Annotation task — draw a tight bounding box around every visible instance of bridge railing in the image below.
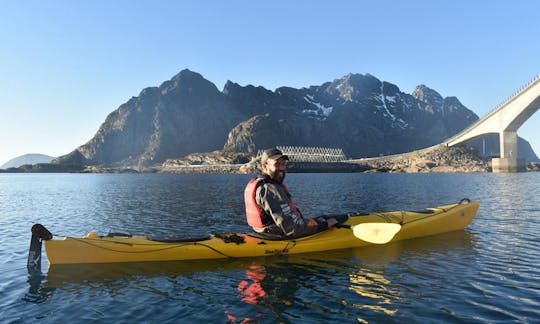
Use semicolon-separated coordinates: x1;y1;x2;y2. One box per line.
445;74;540;145
487;74;540;118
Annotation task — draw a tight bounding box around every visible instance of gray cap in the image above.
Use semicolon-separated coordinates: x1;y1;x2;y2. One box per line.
261;147;289;163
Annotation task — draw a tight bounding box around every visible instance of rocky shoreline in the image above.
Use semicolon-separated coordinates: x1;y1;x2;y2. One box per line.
159;146;538;174
2;146;539;174
358;145;490;173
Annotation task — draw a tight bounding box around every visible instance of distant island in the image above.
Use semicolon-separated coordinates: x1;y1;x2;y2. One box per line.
0;153;55;169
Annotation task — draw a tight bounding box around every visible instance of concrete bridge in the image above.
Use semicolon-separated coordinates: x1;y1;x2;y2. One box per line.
445;75;540;172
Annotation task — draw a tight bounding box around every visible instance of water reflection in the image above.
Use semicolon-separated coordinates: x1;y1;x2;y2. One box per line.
228;262;300;323
348;272;396;316
23;274;55;304
345;230;476;322
237;263;268;305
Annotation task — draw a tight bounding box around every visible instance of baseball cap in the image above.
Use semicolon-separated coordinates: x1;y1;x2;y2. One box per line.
260;147;289;163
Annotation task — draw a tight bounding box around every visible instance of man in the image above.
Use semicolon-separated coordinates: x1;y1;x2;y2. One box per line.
244;147;338;239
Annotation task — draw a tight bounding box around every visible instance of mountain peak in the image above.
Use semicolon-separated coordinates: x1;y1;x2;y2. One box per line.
339;73;380;85
412;84;443;103
325;73;381;101
159;69;219;96
222;80;239;94
171;69;203;81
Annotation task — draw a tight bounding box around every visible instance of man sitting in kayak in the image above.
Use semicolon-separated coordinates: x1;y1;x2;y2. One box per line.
244;147;339;239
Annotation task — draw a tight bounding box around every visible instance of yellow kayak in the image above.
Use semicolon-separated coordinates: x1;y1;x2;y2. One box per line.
29;199;478;267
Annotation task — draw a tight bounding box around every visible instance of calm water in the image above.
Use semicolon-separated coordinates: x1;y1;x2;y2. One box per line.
0;173;539;323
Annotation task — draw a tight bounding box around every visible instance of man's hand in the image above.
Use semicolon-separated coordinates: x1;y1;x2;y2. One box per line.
307;219;318;227
326;217;338;228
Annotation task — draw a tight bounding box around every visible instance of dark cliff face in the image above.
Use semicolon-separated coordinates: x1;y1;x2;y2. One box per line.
54;70;539;167
224;74;484;158
55;69;244;167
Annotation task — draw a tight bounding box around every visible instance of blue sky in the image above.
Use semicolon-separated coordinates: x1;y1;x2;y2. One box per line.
1;0;539;166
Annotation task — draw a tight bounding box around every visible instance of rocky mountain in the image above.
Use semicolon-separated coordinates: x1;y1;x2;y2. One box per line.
53;70;539;168
223;74;482;158
1;153;55;169
55;70;243;167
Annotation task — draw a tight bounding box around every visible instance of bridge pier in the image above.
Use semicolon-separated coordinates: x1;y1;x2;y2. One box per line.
492;157;526;173
499;131;517;159
492;131;525;172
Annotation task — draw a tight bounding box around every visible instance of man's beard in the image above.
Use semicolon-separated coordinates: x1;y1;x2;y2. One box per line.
270;170;286;183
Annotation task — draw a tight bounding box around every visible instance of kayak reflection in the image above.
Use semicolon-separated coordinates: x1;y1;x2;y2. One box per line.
228;232;479;320
45;258;256;288
24;229;476;323
25;258;258;304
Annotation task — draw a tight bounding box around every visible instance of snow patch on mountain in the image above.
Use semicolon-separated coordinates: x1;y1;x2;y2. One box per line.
377;84;408;129
302;95;333;119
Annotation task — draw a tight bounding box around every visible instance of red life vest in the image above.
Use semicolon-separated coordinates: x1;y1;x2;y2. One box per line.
244;178;301;229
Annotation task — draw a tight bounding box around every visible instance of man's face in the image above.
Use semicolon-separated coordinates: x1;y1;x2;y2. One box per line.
262;158;287;183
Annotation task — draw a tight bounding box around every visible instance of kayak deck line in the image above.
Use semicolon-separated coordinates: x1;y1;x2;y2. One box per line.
27;199;479;269
366;198;470;226
52;234;248;259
